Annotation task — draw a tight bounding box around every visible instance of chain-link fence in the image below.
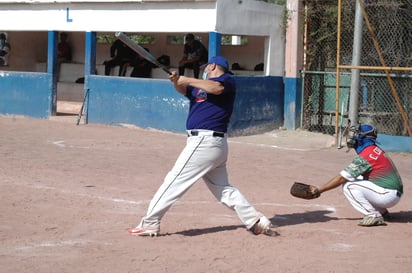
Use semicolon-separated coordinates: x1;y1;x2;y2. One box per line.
302;0;412;137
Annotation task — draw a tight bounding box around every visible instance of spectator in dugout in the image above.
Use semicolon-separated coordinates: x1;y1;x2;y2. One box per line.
103;37;137;76
178;33;208;79
130;47;152;78
58;32;72;63
0;33;11;66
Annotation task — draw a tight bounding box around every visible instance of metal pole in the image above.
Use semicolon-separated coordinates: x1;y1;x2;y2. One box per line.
335;0;342;146
348;0;364;127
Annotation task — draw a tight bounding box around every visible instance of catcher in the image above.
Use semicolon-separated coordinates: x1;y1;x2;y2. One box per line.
291;124;403;226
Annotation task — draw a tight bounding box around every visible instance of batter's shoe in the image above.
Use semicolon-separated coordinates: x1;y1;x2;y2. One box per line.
128;226;159;237
358;214;386;227
249;216;280;237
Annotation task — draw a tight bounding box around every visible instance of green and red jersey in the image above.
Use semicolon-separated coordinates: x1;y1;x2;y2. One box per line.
341;145;403;192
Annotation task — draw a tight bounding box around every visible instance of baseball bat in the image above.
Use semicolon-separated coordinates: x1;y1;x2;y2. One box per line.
115;32;172;75
76;88;89;126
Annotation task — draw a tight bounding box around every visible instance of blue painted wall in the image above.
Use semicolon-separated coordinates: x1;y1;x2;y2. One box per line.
284;77;302;130
1;70;411;153
0;71;52;118
85;75;284;135
378;134;412;153
230;76;284;135
87;76;188;131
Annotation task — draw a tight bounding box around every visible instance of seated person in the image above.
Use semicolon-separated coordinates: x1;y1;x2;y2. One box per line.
178;33;208;78
0;33;11;66
104;38;137;76
58;32;72;63
130;48;152;78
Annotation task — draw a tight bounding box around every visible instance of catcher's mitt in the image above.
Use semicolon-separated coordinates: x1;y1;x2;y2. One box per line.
290;182;320;200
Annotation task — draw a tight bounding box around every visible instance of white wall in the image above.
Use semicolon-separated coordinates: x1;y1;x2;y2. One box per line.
216;0;285;76
0;0;282;74
0;1;217;32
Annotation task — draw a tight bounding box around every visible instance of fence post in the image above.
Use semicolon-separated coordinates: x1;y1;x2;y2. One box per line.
348;0;364;127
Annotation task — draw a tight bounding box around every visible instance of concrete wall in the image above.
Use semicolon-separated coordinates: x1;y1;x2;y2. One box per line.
84;74;284;135
216;0;284;76
284;0;304;130
0;70;284;135
0;71;53;118
229;76;284;135
86;76;187;131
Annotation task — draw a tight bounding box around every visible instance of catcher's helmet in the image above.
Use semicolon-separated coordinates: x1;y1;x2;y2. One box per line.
347;124;377;150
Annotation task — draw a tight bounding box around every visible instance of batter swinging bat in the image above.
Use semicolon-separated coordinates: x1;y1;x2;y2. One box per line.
115;32;171;75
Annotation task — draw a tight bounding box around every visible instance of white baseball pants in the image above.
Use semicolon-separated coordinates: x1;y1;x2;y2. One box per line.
138;130;263;230
342;180;401;216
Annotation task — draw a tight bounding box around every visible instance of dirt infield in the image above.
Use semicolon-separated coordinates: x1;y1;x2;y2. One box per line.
1;116;411;273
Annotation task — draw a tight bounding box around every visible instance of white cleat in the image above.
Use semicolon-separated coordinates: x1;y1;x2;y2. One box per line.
249;216;280;237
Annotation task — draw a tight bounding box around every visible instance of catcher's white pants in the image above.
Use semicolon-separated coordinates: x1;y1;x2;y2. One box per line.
342;180;401;216
138;131;263;230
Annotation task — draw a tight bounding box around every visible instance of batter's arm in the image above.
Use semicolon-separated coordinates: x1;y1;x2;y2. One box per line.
174;76;224;95
169;71;188;95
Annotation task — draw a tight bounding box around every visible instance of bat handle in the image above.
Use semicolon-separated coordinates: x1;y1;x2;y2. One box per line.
162;67;171;75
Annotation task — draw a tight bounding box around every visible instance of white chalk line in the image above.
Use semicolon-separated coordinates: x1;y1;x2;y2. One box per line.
7;181;340;230
1;180;144;206
229;140;313;151
50;140;94;150
14;239;111;251
258;202;337;213
50;138;315;152
0;239;112;256
2;180;342;253
327;243;354;252
13;180;336;211
51;140;65;148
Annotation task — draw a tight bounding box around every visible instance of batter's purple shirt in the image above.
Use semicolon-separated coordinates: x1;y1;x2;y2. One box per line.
185;73;236;133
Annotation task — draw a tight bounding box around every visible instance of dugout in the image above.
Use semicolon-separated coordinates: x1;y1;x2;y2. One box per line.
0;0;285;136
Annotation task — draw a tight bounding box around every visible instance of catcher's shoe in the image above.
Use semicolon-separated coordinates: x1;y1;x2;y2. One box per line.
128;226;159;237
358;214;386;227
249;216;279;237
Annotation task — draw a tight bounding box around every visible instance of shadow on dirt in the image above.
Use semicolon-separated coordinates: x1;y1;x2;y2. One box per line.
173;225;244;236
167;210;412;236
272;210;339;227
384;210;412;223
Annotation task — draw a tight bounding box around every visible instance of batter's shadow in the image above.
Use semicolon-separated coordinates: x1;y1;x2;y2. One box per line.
173;225;244;236
271;210;339;227
170;210;412;236
173;210;338;235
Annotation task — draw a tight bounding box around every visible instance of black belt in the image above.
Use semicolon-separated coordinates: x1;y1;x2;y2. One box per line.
188;130;225;138
397;191;402;197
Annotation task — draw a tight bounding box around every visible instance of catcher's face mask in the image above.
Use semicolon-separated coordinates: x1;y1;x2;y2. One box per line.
346;124;377;150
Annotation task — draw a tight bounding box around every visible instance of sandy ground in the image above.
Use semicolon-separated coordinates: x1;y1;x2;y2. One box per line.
0;115;411;273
